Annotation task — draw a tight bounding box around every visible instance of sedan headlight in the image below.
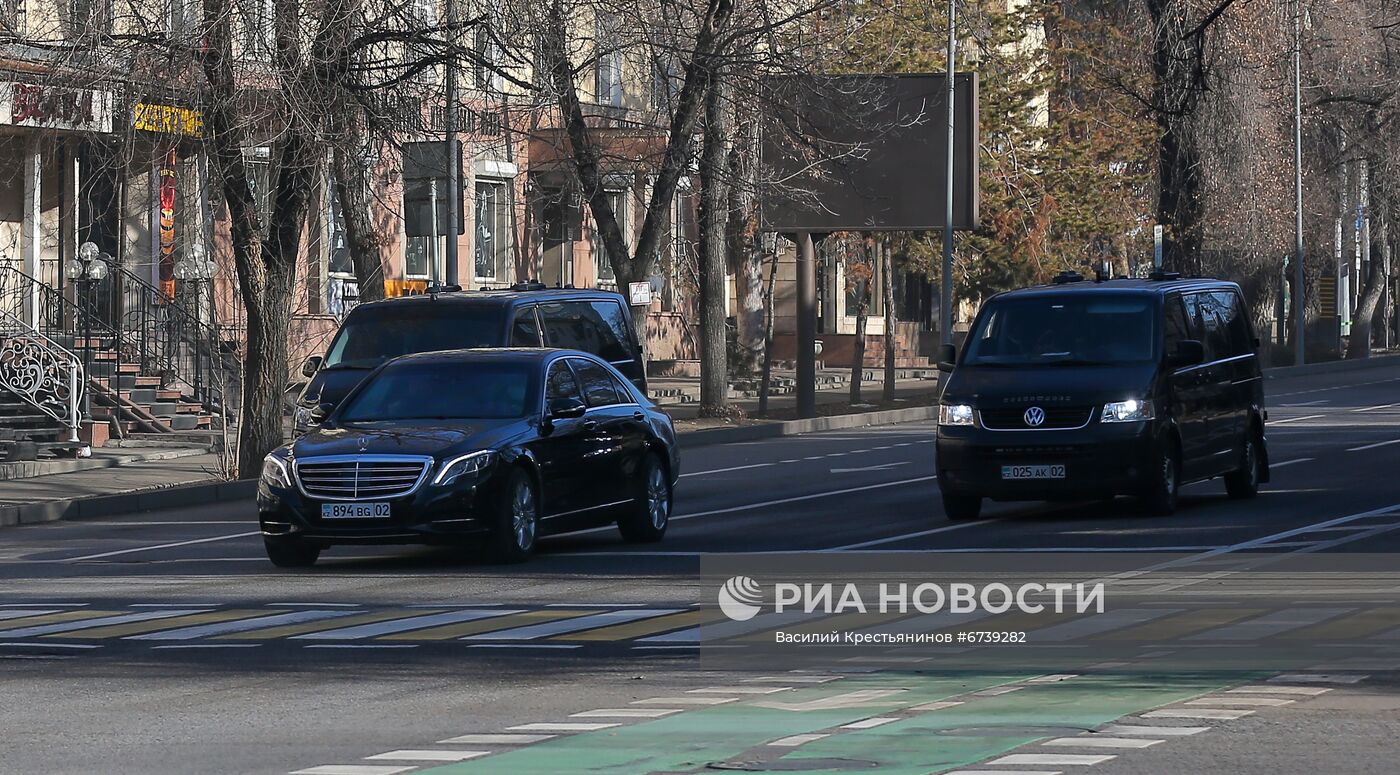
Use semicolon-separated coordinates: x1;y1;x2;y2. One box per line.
1101;399;1155;423
433;451;496;486
939;404;975;427
261;455;292;488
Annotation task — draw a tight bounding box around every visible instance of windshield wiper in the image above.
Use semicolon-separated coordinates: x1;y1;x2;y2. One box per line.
321;360;379;370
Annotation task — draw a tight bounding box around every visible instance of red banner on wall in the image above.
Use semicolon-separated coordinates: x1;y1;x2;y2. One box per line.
158;148;177;298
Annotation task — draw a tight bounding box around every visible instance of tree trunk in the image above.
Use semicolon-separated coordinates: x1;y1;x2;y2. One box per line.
882;236;896;402
331;126;386;303
757;249;780;416
1350;205;1388;360
849;236;873;405
697;66;730;417
726;119;762;377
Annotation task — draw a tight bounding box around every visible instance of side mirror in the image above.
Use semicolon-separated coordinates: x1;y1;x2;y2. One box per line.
1168;340;1205;368
302;355;324;378
547;396;588;420
310;402;335;424
937;343;957;373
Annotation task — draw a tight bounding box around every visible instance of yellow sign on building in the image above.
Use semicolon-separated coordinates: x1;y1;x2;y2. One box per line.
133;103;204;138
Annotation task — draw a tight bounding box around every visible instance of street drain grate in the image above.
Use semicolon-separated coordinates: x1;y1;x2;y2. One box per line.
936;725;1091;737
708;759;880;771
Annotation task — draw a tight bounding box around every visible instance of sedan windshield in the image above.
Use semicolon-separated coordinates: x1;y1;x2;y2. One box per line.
322;307;505;369
963;296;1156;366
339;361;535;421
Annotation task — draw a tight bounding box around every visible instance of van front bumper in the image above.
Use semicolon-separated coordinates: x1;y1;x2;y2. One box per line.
935;422;1159;501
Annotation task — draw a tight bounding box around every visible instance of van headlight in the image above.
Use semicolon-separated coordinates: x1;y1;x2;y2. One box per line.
433;451;496;486
939;404;975;426
1101;399;1154;423
261;454;292;488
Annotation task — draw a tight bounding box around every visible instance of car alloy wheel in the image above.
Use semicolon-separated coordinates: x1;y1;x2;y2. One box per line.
646;462;670;531
1225;433;1261;499
619;454;670;543
511;476;538;552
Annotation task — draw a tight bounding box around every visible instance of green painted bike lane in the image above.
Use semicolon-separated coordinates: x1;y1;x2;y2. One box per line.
416;672;1033;775
782;671;1260;774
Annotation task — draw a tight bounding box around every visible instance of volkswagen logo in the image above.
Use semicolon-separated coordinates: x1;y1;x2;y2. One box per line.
1023;406;1046;427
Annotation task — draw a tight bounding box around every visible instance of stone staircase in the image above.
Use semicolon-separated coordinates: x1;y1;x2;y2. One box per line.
64;335;216;434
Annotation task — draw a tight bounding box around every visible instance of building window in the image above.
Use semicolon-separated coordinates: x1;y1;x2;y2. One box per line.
408;0;438;85
69;0;112;37
594;16;623;107
165;0;198;39
237;0;274;61
242;147;274;237
4;0;26;34
592;190;626;287
474;25;501;91
405;236;431;279
475;180;512;285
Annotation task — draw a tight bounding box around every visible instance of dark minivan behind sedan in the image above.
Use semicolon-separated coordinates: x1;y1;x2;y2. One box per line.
293;285;647;434
259;349;679;566
934;273;1268;520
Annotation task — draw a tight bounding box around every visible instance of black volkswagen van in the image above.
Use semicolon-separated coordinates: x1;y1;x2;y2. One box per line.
293;284;647;434
934;272;1268;520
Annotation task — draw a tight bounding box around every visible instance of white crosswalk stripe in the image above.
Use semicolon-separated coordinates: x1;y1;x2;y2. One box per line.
463;609;681;640
294;609;522;640
0;610;208;638
128;610;355;641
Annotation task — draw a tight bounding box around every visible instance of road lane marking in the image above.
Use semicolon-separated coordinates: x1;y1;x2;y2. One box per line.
988;754;1115;766
0;609;204;638
463;608;681;640
826;518;983;551
222;611;429;640
0;642;99;649
506;722;620;732
1270;457;1313;468
570;708;682;718
842;717;898;729
1141;709;1253;720
288;761;408;766
1352;402;1400;412
1347;438;1400;452
1270;414;1324;424
565;476;938;536
1184;607;1354;641
1226;686;1330;696
689;686;791;694
632;696;738;705
1184;697;1293;707
63;531;260;562
680;463;775;478
556;608;716;641
294;609;520;640
1098;724;1208;736
364;750;488;762
0;609;58;621
151;644;262;650
771;734;830;746
1280;400;1329;406
438;734;555;745
1042;737;1163;748
305;644;419;650
127;609;355;640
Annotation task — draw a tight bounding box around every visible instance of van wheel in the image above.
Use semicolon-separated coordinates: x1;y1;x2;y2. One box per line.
1139;440;1180;516
618;453;670;543
265;538;320;568
942;493;983;522
1224;432;1262;500
483;468;539;564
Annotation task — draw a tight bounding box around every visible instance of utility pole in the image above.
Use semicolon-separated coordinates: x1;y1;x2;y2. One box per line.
443;0;460;287
940;0;957;345
1291;0;1305;366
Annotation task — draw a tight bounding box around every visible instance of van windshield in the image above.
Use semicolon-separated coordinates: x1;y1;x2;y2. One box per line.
322;306;506;369
963;296;1157;366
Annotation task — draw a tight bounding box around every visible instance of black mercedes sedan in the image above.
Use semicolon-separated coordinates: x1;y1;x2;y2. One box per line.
257;349;679;566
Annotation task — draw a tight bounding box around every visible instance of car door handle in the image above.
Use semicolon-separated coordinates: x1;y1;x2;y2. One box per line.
632;411;645;420
582;420;599;431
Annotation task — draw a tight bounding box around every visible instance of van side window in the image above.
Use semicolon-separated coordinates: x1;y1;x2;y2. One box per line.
1212;291;1254;356
589;301;637;364
1188;293;1231;362
510;307;543;347
569;358;622;407
1164;296;1191;352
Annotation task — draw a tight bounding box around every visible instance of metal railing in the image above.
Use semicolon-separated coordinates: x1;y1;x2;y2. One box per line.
0;305;82;442
0;265;231;413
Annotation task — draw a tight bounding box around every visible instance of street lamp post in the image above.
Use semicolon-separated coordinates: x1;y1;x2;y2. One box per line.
175;244;217;404
1292;0;1306;365
68;242;111;443
940;0;958;346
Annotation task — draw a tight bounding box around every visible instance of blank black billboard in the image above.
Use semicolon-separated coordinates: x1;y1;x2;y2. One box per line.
760;73;979;233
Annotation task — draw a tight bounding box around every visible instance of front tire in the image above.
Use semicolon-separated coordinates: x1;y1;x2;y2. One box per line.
1140;440;1181;515
942;493;983;521
264;538;320;568
1224;431;1262;499
618;453;671;543
484;468;539;564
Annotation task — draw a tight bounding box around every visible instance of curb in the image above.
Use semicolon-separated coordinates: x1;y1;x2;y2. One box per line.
677;405;938;449
0;446;210;482
1264;352;1400;379
0;479;257;528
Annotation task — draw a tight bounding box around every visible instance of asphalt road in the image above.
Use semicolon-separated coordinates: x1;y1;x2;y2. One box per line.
3;362;1400;774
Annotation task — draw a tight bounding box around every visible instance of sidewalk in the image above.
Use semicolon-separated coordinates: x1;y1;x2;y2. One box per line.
0;371;943;528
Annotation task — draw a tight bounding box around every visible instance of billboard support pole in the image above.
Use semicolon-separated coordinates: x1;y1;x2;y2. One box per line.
797;232;817;418
940;1;958;345
444;0;460;288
